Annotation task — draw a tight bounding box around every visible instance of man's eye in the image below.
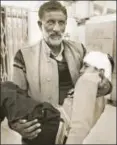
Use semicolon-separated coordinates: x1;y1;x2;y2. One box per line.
47;20;54;25
59;21;65;25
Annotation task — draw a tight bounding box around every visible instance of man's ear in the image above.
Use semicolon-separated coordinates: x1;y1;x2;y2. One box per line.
107;54;114;72
37;21;42;30
99;68;105;80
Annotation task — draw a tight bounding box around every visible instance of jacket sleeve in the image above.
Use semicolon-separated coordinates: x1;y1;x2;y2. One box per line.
81;43;87;58
12;49;28;91
75;41;87;60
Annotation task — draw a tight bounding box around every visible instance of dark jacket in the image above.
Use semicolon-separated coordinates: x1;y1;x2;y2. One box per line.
0;81;61;145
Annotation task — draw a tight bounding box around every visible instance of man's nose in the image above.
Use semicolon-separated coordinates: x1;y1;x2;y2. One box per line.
53;22;60;32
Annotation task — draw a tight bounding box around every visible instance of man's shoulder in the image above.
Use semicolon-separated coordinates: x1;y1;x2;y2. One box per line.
21;40;41;51
63;39;82;46
63;39;86;58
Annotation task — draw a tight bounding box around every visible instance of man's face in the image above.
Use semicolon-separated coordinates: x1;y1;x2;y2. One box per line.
39;11;67;47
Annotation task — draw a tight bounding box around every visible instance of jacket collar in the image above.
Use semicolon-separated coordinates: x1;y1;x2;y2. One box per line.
42;39;64;60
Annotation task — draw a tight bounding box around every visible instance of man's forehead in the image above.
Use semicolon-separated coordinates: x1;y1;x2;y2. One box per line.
42;11;67;21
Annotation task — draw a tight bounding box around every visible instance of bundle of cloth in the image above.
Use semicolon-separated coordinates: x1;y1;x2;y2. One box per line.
0;82;61;145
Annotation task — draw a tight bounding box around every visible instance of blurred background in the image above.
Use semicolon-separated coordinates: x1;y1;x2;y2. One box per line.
0;1;116;144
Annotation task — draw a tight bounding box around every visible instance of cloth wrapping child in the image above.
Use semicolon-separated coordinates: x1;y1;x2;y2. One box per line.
0;81;61;145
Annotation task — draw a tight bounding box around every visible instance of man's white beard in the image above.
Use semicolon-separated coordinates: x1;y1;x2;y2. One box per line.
42;26;63;46
48;37;63;46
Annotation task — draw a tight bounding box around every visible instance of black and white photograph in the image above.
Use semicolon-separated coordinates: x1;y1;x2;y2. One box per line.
0;1;116;144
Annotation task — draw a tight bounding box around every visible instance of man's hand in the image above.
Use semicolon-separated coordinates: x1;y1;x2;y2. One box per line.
10;119;41;140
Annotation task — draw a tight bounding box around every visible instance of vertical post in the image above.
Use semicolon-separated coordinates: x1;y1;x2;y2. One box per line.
102;1;108;15
75;1;90;19
4;7;8;81
89;1;94;17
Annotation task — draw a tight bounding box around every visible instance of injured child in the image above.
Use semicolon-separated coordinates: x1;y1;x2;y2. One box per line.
64;51;114;144
0;51;114;145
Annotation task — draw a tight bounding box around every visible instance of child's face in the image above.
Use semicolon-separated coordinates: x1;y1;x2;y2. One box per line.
80;62;99;76
97;77;111;97
80;62;112;97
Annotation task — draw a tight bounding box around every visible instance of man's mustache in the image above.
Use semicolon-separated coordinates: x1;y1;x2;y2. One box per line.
50;33;62;37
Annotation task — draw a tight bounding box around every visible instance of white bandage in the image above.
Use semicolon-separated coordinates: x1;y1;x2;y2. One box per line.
83;51;112;81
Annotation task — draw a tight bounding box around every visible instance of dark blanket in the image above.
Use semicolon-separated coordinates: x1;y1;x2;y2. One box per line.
0;81;60;145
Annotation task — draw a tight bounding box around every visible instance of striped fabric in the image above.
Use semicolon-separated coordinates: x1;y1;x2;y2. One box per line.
13;50;26;73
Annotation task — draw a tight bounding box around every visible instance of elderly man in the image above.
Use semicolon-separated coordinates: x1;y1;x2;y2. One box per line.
9;1;112;144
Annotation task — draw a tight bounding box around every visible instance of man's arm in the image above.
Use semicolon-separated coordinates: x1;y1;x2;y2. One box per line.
10;50;41;140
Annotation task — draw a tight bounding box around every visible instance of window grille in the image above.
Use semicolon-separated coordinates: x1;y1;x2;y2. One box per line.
1;6;28;81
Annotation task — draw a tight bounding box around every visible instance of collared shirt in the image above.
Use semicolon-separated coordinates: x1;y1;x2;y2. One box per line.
53;43;64;62
46;41;74;105
48;42;64;62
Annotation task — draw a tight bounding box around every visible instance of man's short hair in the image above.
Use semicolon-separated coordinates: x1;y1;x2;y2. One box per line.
38;1;67;20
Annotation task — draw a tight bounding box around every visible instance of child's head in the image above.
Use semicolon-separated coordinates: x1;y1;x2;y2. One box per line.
80;51;114;97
